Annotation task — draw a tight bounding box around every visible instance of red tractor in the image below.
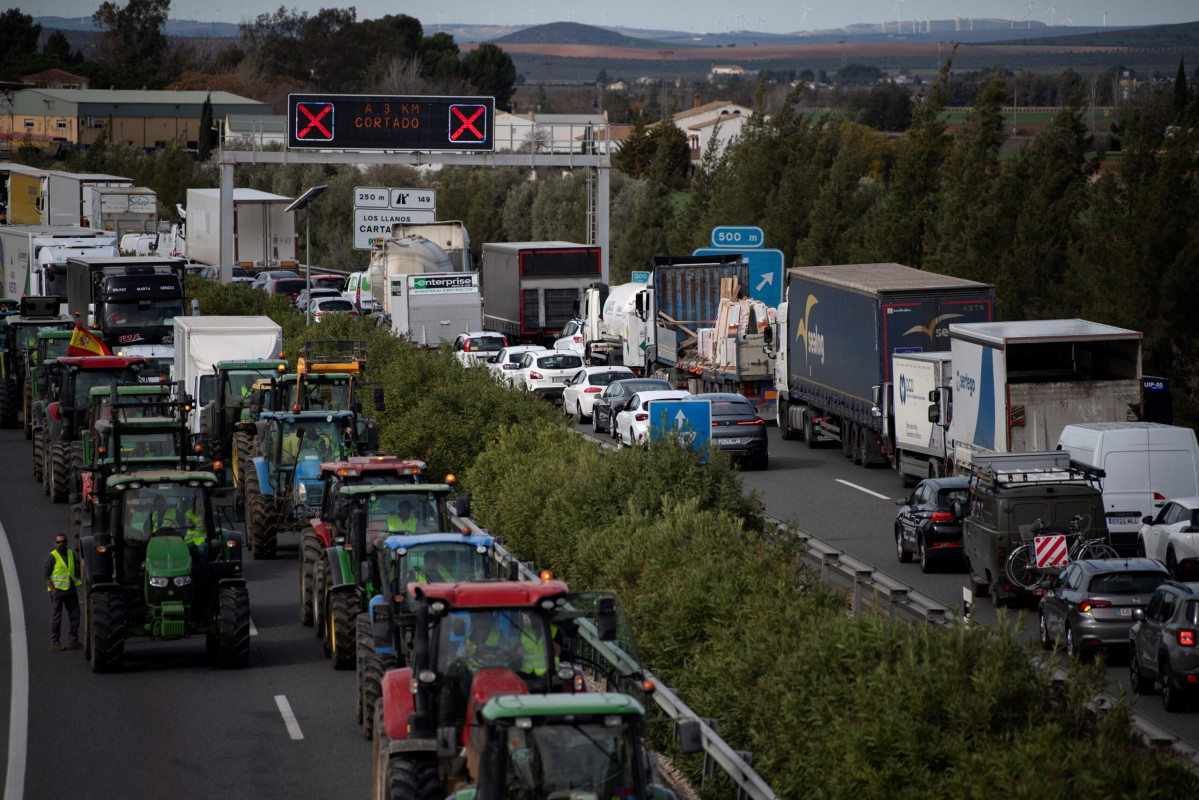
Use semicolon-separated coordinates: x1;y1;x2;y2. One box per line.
372;579;623;800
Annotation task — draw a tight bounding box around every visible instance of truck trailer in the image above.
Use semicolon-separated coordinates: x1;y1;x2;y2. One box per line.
85;185;158;236
947;319;1143;475
480;241;601;346
0;225;119;298
185;188;297;268
773;263;995;470
385;273;482;347
890;351;953;486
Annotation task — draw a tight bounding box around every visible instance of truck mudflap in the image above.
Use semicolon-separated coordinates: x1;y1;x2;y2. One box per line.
385;738;437;757
252;457;272;497
325;545;353;590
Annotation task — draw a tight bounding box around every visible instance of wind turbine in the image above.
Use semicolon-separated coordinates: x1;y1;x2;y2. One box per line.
955;15;960;32
893;0;903;31
801;5;811;32
1049;6;1056;26
1099;10;1107;26
1027;0;1034;29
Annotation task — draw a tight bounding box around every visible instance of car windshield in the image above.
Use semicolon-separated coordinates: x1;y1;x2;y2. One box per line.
506;351;534;364
293;377;351;411
315;300;355;312
367;494;441;533
273;279;307;296
224;368;280;405
536;354;583;370
590;371;635;386
105;299;183;327
938;488;971;507
121;483;208;539
388;545;489;587
72;369;140;407
115;431;182;459
711;401;755;417
1087;571;1168;594
617;380;670;394
468;337;505;353
435;608;549;675
280;420;347;464
498;720;638;800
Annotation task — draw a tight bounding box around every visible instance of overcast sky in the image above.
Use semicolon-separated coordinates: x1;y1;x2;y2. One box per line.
30;0;1197;34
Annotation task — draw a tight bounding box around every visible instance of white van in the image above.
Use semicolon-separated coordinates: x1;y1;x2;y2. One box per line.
343;272;380;314
1057;422;1199;553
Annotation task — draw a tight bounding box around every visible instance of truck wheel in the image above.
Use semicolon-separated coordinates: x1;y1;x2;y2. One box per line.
330;589;360;670
362;649;397;739
90;591;125;673
0;379;18;429
51;441;71;503
804;411;819;449
856;428;869;466
22;381;33;439
300;533;321;625
386;756;441;800
778;400;795;441
896;452;914;488
33;426;44;481
215;584;251;668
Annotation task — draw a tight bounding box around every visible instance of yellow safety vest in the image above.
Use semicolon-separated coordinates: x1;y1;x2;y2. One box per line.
151;508;207;546
387;513;418;533
49;549;81;591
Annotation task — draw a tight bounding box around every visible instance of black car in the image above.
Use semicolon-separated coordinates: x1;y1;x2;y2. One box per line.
894;477;971;572
691;392;768;469
591;378;672;436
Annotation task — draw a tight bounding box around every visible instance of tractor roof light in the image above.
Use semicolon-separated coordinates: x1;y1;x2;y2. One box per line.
540;570;553;582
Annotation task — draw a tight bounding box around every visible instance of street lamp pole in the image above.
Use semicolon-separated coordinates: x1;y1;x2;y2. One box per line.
284;184;328;327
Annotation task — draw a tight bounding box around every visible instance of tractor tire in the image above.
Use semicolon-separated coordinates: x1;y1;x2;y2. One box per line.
300;533;321;626
361;649;397;740
233;430;255;492
248;493;277;559
0;379;18;429
51;441;71;503
372;700;387;800
90;591;125;673
22;381;33;439
71;440;84;477
312;558;327;641
42;435;53;495
330;589;360;670
356;613;369;723
215;584;251;668
200;414;225;462
386;756;441;800
82;585;92;661
32;426;44;482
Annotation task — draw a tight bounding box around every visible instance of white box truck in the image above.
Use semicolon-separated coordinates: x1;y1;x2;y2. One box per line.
85;185;157;236
386;273;482;347
948;319;1143;475
891;351;952;486
185;188;297;268
0;225;119;298
1057;421;1199;554
173;315;284;436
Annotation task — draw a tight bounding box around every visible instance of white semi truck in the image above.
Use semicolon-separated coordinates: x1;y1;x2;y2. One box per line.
185;188;297;268
0;225;119;298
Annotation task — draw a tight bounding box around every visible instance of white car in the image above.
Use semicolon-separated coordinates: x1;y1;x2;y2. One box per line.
452;331;507;368
553;318;586;354
512;351;585;403
308;296;359;322
488;346;548;385
614;390;694;447
561;366;636;423
1137;497;1199;578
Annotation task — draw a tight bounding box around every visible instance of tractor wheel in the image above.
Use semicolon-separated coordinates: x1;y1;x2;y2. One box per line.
82;584;92;661
32;426;44;482
312;558;327;641
200;415;225;461
215;584;251;668
233;430;255;492
51;441;71;503
356;613;369;723
22;381;32;439
362;648;397;740
372;700;387;800
248;493;277;559
90;591;125;673
386;756;441;800
0;378;18;429
330;589;360;670
300;533;321;625
42;435;53;495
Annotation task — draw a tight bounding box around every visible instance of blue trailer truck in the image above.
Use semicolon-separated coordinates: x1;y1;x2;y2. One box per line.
771;263;995;476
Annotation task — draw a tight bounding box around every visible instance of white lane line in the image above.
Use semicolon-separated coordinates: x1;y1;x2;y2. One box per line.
0;520;28;800
835;478;892;500
275;695;304;740
249;618;258;636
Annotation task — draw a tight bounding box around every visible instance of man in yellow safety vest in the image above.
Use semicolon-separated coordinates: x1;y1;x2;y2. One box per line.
43;534;82;651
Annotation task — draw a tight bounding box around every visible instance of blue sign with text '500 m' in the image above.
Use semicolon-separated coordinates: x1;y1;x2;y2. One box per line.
710;226;764;249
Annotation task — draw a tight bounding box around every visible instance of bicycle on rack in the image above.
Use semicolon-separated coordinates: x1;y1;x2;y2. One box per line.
1004;514;1119;590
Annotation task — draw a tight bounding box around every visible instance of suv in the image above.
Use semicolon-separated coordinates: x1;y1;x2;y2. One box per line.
514;351;584;402
962;451;1109;606
1130;580;1199;711
452;331;507;367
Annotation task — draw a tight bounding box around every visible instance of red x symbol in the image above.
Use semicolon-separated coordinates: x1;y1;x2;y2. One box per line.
297;102;333;140
450;105;486;142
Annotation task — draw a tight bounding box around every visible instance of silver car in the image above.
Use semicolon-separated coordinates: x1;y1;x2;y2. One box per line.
1039;557;1169;656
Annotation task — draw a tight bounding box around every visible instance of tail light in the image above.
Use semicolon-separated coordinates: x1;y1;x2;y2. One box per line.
584;387;601;394
931;511;954;523
463;337;472;350
349;311;359;316
1078;600;1111;613
1154;491;1167;501
635;412;648;421
737;419;765;426
1180;630;1196;646
573;335;583;343
529;371;544;380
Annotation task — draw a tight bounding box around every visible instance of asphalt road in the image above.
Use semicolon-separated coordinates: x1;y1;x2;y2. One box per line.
0;427;371;799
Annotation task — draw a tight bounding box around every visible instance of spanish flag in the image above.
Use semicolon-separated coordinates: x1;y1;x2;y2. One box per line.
67;320;111;357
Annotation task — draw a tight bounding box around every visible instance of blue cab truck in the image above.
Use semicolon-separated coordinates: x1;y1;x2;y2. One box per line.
771;263;995;475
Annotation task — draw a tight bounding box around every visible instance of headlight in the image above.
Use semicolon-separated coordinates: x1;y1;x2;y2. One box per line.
148;576;168;587
173;576;192;587
297;482;308;501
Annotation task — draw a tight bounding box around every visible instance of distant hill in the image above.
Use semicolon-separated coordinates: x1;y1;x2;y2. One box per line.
34;15;241;37
490;21;675;48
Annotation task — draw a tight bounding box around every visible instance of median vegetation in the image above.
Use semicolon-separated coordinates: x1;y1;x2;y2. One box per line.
193;280;1199;797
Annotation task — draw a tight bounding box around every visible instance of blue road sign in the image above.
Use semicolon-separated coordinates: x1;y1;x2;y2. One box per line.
693;247;784;308
710;226;765;249
631;270;651;284
649;399;711;452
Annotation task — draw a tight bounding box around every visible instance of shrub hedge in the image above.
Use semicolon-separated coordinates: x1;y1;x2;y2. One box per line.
191;280;1199;798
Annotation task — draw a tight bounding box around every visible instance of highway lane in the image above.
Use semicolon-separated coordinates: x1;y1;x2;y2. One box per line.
0;428;371;798
574;414;1199;746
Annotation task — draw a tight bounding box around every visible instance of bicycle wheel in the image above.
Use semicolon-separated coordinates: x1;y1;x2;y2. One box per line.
1076;541;1119;560
1005;543;1039;590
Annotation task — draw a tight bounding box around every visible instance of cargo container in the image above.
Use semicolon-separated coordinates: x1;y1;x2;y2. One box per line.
85;185;157;236
772;263;996;471
891;351;953;486
185;188;297;268
480;241;600;346
0;224;119;298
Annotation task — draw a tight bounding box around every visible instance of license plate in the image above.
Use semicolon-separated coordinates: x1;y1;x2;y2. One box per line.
723;438;743;446
1108;513;1141;523
556;377;570;384
1119;607;1133;617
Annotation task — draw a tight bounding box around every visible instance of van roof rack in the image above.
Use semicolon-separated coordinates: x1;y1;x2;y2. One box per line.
970;450;1105;488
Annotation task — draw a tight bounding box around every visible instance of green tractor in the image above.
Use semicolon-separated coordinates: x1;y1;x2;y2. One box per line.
0;297;73;436
446;692;695;800
198;357;287;464
79;469;249;672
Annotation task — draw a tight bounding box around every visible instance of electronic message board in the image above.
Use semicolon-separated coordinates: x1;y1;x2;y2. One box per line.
288;94;495;152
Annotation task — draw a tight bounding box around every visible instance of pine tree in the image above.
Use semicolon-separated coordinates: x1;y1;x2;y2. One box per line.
198;94;215;162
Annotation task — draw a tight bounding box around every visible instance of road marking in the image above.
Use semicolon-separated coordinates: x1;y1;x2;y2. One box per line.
0;520;28;799
835;478;891;500
275;695;304;740
250;618;258;636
